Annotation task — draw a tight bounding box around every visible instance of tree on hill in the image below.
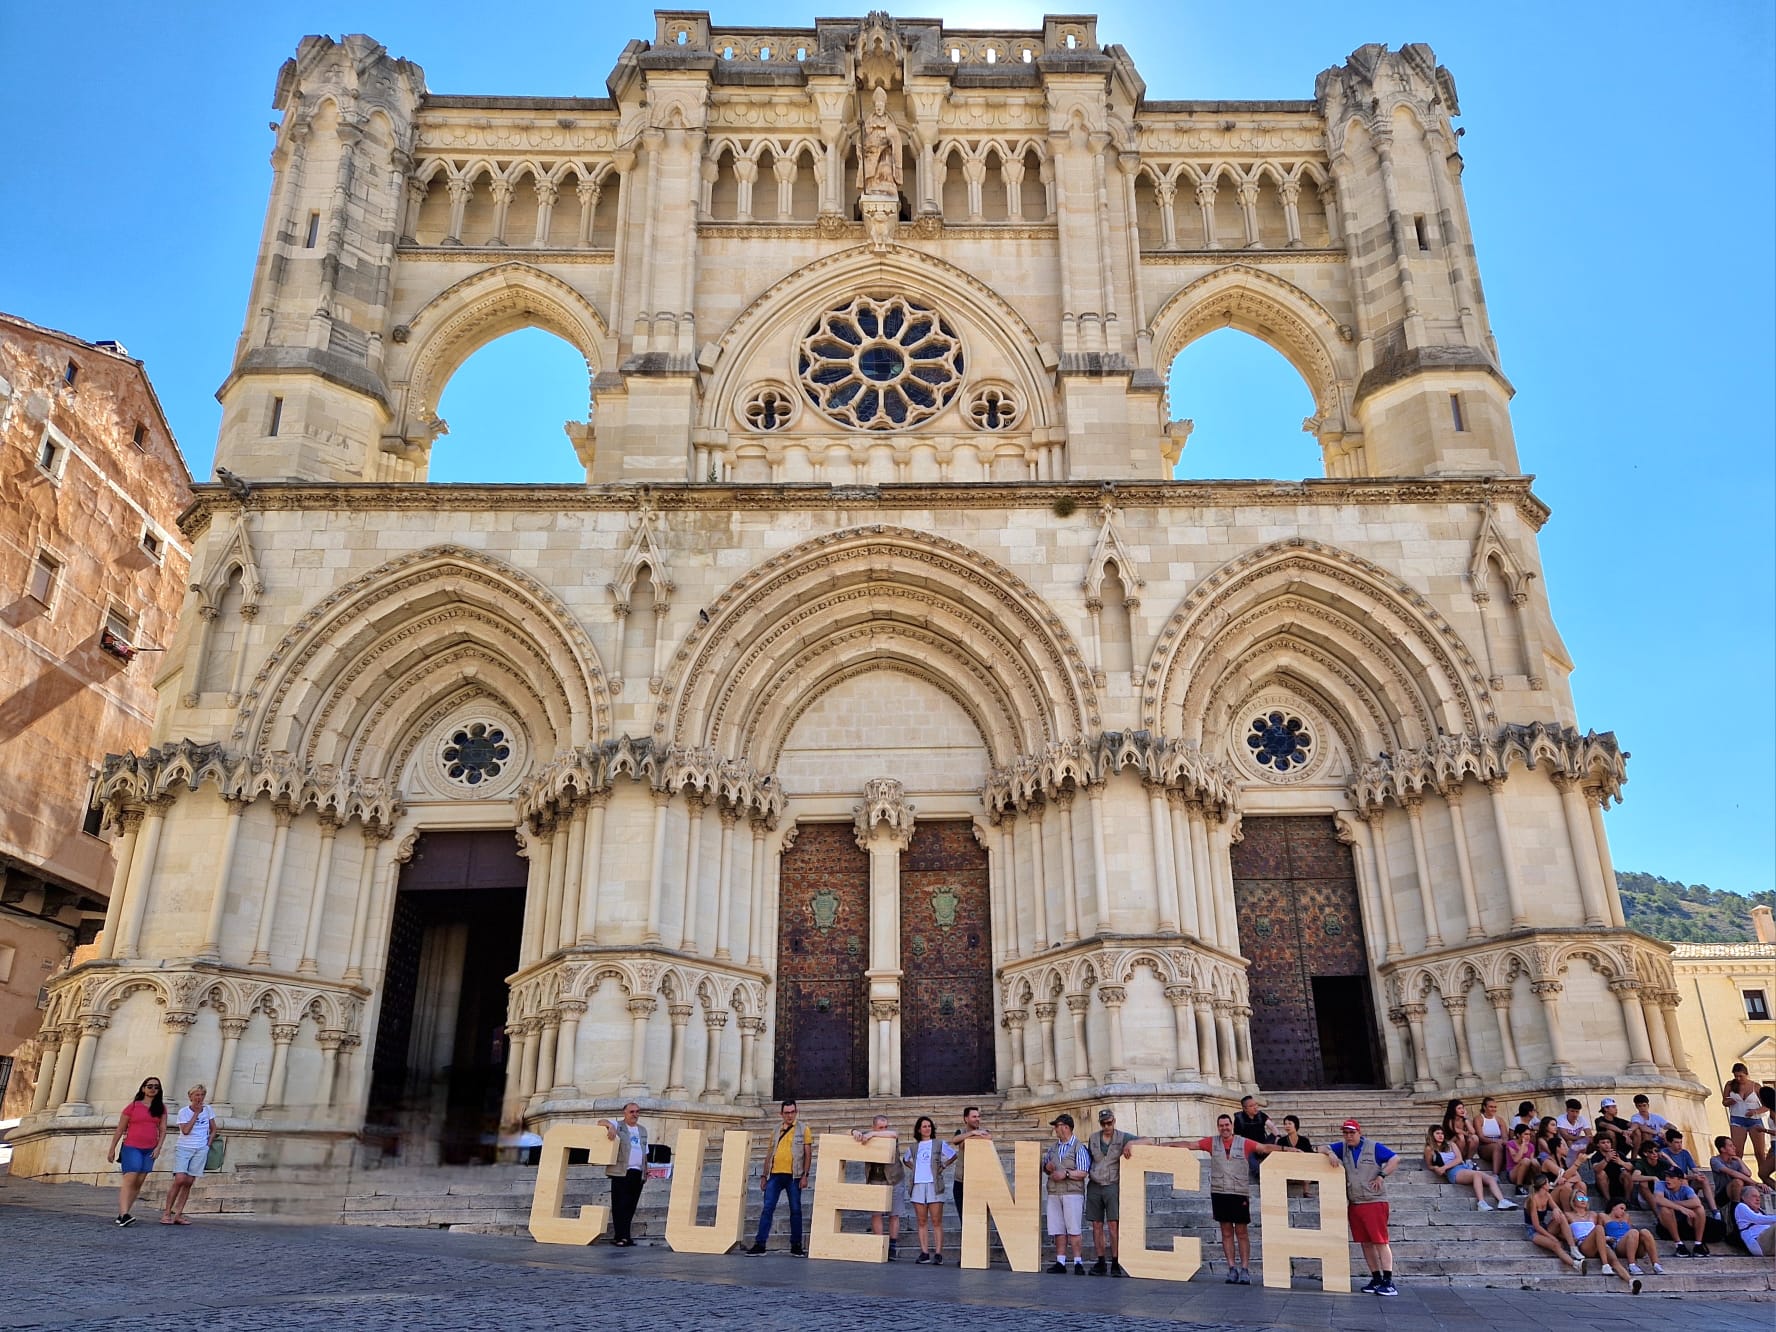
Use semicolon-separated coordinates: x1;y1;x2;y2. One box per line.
1616;871;1775;943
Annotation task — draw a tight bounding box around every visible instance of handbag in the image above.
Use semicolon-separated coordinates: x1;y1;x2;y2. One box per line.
204;1136;227;1172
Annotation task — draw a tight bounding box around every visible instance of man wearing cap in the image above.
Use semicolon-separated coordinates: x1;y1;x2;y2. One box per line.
1182;1112;1290;1285
1323;1119;1400;1296
1085;1108;1138;1276
1041;1114;1093;1274
1592;1097;1632;1155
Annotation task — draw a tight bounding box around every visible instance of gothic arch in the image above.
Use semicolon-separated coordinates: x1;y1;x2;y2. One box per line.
389;262;611;454
658;526;1098;768
1143;539;1493;754
701;244;1057;433
235;545;611;776
1147;263;1354;434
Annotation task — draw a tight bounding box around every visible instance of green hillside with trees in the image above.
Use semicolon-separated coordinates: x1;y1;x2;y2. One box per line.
1617;872;1775;943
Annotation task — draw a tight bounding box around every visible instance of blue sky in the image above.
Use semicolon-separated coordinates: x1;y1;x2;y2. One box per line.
1;2;1770;895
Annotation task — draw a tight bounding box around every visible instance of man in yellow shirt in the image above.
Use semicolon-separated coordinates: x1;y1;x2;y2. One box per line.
748;1099;814;1255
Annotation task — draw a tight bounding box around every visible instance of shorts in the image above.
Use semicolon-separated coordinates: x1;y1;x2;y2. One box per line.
174;1141;208;1178
1730;1115;1767;1130
1085;1181;1120;1223
1210;1192;1251;1226
1447;1167;1474;1185
118;1146;156;1175
1046;1192;1084;1236
909;1180;942;1205
1348;1200;1390;1245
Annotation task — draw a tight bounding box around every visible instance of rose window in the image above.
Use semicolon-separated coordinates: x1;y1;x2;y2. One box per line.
1246;711;1312;772
797;295;963;429
741;384;796;432
441;722;511;786
966;384;1021;431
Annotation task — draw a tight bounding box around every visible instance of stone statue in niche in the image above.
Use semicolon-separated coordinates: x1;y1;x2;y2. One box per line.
857;87;903;194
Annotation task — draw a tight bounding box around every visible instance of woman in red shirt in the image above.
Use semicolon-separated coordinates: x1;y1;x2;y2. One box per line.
105;1077;166;1226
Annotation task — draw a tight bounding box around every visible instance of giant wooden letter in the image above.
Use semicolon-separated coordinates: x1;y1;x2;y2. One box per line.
665;1129;751;1254
1258;1151;1350;1292
808;1132;891;1263
960;1140;1043;1272
528;1124;616;1245
1118;1143;1203;1282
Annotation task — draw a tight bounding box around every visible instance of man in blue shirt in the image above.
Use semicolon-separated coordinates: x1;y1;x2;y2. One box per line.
1652;1166;1710;1256
1322;1120;1400;1295
1660;1128;1720;1216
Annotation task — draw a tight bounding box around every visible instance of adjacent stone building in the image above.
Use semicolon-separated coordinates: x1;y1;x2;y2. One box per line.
8;13;1705;1176
1671;905;1776;1144
0;314;192;1117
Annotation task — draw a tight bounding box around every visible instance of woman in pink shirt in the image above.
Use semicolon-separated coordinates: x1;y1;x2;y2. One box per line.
104;1076;166;1226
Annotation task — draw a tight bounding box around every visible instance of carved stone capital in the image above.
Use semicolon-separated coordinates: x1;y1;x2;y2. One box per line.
1531;980;1563;999
1065;993;1091;1016
1163;984;1193;1006
161;1011;198;1034
1607;977;1642;996
869;999;900;1022
627;997;658;1020
1399;1003;1428;1021
703;1008;730;1030
667;1003;694;1024
1000;1007;1027;1029
270;1023;300;1044
1096;985;1127;1008
218;1017;251;1038
557;999;588;1018
853;776;916;850
1483;987;1513;1009
1034;1001;1059;1022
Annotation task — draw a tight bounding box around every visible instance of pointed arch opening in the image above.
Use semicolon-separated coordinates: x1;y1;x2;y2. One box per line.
431;327;592;483
1168;328;1320;480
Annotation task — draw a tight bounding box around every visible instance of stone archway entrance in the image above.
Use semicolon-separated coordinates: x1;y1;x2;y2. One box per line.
773;823;870;1100
900;820;995;1096
1232;815;1382;1089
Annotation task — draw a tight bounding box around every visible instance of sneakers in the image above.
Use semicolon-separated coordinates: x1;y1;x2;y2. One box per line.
1374;1280;1399;1296
789;1246;806;1257
745;1243;766;1255
1045;1260;1067;1275
1235;1267;1251;1284
887;1242;898;1261
1515;1185;1528;1196
931;1254;944;1266
1089;1257;1107;1276
1693;1243;1710;1257
1477;1199;1494;1210
1225;1266;1240;1284
1072;1261;1086;1274
115;1214;135;1228
1626;1263;1644;1275
1497;1198;1519;1209
1570;1254;1586;1273
1651;1262;1666;1275
1673;1243;1690;1257
1630;1277;1643;1295
1110;1260;1127;1278
1360;1275;1382;1294
915;1252;931;1264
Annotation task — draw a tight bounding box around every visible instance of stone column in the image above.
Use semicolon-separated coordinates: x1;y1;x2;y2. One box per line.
1168;792;1199;937
61;1015;110;1112
1035;1000;1061;1093
542;814;570;956
1440;993;1480;1089
1027;806;1050;949
1400;1003;1436;1091
533;1015;559;1101
519;818;553;966
576;180;601;246
1053;791;1082;942
1552;776;1609;926
531;177;558;245
29;1032;61;1114
115;798;171;959
714;809;737;960
211;1016;250;1110
316;1029;347;1108
1585;789;1628;928
554;999;586;1094
870;999;898;1098
94;809;143;960
1097;985;1128;1082
1358;808;1404;959
199;797;247;961
345;826;389;982
1187;802;1217;948
678;793;706;953
579;790;610;943
48;1024;78;1109
297;814;342;976
1485;986;1527;1081
557;800;587;953
1233;1006;1257;1090
1484;777;1529;927
1212;1002;1239;1087
1236;179;1262;246
1656;991;1693;1077
250;803;296;967
1610;979;1658;1076
1003;1008;1029;1093
512;1022;538;1105
443;177;470;243
1444;787;1486;941
746;817;768;967
1213;818;1241;950
1642;989;1675;1072
1165;984;1199;1080
1086;787;1110;932
644;790;671;944
1194;995;1218;1083
1146;783;1179;934
1402;797;1444;949
264;1022;299;1108
856;777;915;1096
1279;178;1302;246
1532;980;1573;1078
737;1015;763;1104
994;820;1021;960
700;1009;729;1101
162;1010;197;1095
664;1003;693;1099
623;998;655;1096
1065;993;1093;1088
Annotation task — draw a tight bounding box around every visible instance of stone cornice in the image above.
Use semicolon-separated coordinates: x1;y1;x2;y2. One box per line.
179;476;1550;540
394;244;613;264
1139;248;1345;265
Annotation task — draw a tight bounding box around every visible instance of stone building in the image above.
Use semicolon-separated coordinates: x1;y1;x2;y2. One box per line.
8;13;1705;1176
1671;905;1776;1144
0;314;193;1117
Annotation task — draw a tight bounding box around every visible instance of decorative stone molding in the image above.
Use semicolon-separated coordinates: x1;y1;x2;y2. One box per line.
1348;722;1628;813
982;730;1239;817
853;777;916;849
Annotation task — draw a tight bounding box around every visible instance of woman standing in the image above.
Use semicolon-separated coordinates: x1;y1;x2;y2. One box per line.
1423;1126;1514;1210
162;1084;218;1225
1723;1063;1771;1183
104;1077;165;1226
902;1115;956;1264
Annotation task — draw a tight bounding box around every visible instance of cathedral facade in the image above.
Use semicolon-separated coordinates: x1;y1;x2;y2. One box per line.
10;13;1702;1175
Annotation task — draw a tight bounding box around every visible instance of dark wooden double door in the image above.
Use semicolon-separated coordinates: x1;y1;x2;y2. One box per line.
774;820;993;1099
1231;816;1383;1090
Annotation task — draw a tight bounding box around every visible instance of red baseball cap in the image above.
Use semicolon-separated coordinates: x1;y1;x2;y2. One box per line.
1341;1120;1362;1133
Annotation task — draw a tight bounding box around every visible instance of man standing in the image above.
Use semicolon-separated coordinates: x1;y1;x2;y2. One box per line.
853;1114;903;1259
950;1105;992;1219
602;1102;650;1246
748;1099;813;1255
1232;1095;1274;1183
1324;1119;1400;1296
1085;1108;1137;1276
1041;1114;1092;1274
1184;1112;1288;1285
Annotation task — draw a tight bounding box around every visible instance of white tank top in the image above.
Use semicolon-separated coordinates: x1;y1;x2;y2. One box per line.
1479;1114;1506;1140
1726;1084;1765;1118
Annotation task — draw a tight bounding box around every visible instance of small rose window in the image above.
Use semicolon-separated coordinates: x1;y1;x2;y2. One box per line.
797;294;963;429
965;384;1021;431
1246;711;1312;772
441;722;510;786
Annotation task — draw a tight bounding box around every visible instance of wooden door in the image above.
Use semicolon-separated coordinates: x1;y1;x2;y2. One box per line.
1231;815;1379;1089
900;820;995;1096
773;822;869;1099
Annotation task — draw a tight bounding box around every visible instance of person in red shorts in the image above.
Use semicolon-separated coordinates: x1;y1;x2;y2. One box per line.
1323;1119;1400;1295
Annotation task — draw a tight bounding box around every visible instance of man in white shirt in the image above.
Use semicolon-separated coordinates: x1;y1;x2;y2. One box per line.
1734;1183;1776;1255
1555;1099;1592;1166
602;1101;651;1246
1627;1095;1670;1154
164;1084;217;1225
